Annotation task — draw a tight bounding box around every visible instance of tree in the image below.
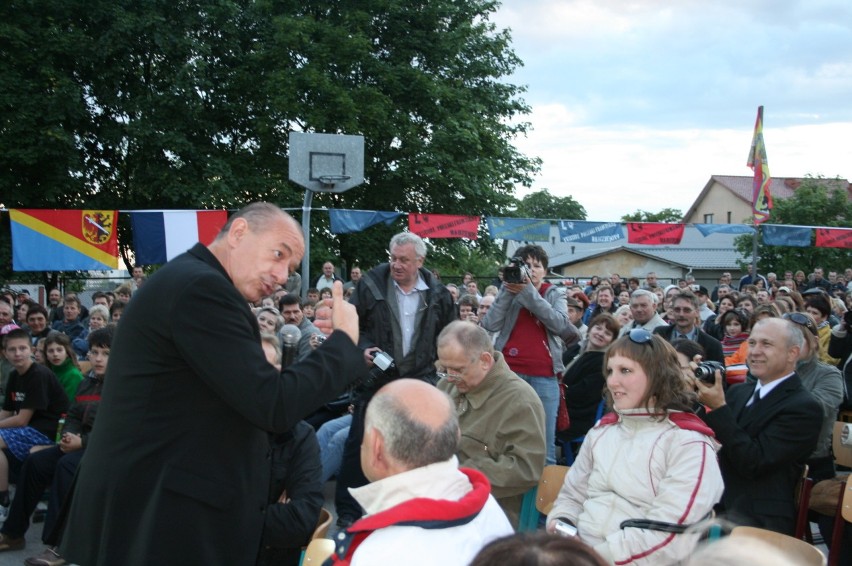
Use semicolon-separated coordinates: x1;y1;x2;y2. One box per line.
514;189;587;220
733;176;852;273
0;0;537;283
621;208;683;223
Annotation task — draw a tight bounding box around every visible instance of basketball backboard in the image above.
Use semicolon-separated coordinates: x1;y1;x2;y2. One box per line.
288;131;364;193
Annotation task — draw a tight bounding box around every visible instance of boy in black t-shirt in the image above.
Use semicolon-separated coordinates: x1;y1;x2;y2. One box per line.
0;328;69;520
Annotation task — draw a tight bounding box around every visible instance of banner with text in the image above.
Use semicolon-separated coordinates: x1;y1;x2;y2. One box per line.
626;223;685;245
485;217;550;242
815;228;852;249
557;221;624;244
408;214;479;239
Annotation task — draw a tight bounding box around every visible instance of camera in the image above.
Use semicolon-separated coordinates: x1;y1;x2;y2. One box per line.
372;351;395;372
503;256;530;284
694;360;725;385
554;519;578;538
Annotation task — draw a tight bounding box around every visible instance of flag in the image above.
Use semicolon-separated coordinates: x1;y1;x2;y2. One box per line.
815;227;852;249
747;106;773;224
485;217;551;241
328;209;402;234
693;224;756;237
408;214;479;239
626;223;685;245
557;221;624;244
761;225;811;247
10;209;119;271
131;210;228;264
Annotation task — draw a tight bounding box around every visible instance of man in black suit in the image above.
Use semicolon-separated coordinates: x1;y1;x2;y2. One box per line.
653;290;724;363
60;203;366;566
696;318;822;535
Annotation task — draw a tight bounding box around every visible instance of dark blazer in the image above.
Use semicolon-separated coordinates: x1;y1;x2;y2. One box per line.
701;374;822;535
653;324;725;363
61;244;365;566
559;348;606;441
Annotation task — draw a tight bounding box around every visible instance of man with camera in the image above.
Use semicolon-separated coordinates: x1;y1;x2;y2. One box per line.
695;318;822;535
334;232;456;528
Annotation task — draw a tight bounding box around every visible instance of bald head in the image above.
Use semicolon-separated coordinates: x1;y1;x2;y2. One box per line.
362;379;458;479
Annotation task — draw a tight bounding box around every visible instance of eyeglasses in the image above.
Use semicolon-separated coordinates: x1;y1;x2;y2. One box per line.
435;362;474;382
628;328;653;344
783;312;818;337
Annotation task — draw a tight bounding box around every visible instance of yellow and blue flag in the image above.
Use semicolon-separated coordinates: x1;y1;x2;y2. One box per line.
10;209;119;271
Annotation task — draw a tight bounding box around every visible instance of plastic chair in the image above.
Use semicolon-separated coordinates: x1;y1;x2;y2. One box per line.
795;464;813;541
517;465;570;532
301;539;335;565
312;508;333;540
731;526;826;566
562;399;605;465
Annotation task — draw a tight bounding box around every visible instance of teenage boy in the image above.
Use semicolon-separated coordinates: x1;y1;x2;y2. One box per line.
50;297;85;340
0;326;113;562
0;329;69;520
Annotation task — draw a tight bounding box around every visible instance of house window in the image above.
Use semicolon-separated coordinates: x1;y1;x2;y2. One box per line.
727;211;732;224
703;213;714;224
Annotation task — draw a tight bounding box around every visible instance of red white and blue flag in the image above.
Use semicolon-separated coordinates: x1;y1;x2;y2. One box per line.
131;210;228;264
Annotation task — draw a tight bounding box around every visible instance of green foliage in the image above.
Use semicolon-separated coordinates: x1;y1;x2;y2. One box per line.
0;0;537;282
733;177;852;273
515;189;587;220
621;208;684;223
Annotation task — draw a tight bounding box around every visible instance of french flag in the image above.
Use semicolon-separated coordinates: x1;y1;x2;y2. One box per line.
131;210;228;265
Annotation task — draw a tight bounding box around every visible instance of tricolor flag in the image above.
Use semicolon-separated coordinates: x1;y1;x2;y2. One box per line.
10;209;119;271
131;210;228;264
747;106;773;224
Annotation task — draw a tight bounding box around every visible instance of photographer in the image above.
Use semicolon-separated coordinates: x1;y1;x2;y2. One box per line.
481;245;575;465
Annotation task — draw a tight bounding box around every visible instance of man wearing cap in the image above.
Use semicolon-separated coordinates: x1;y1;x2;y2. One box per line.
693;286;715;323
567;293;589;340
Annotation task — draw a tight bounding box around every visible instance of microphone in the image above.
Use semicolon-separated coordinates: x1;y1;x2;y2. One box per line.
279;324;301;369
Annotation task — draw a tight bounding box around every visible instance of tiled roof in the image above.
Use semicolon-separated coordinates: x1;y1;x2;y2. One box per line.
711;175;850;204
512;226;746;271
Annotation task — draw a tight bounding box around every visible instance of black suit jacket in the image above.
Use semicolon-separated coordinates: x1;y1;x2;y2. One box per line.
653;325;725;363
701;374;822;535
61;244;365;566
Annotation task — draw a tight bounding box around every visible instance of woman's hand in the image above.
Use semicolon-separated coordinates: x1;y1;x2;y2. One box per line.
60;432;83;453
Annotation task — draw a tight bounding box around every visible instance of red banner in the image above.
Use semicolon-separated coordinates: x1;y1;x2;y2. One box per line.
815;228;852;249
627;223;685;245
408;214;479;239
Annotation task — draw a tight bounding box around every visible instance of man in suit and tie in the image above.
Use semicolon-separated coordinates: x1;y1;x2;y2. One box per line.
695;318;822;535
653;290;724;363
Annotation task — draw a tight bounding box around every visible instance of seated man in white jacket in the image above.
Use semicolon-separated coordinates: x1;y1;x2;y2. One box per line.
330;379;512;566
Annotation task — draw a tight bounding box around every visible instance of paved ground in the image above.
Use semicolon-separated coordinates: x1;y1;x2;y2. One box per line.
0;516;46;566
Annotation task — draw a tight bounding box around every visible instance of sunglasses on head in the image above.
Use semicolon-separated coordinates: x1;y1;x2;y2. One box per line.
628;328;653;344
783;312;818;337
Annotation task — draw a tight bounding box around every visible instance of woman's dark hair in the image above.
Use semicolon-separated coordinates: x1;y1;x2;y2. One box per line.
587;313;621;341
719;309;750;333
672;338;705;361
469;532;608;566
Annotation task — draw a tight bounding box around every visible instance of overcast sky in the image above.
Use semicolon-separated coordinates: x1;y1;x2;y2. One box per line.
492;0;852;221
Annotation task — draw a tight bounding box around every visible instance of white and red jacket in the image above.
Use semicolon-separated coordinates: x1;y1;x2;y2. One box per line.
547;409;724;566
328;457;512;566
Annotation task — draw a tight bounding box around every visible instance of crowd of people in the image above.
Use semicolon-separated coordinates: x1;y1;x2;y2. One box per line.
1;205;851;565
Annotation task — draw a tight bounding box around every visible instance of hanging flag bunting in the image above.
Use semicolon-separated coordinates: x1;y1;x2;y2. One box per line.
747;105;773;224
409;214;479;239
485;217;551;242
328;209;402;234
626;223;685;245
131;210;228;264
694;224;756;237
815;227;852;249
10;209;119;271
761;225;811;247
557;221;624;244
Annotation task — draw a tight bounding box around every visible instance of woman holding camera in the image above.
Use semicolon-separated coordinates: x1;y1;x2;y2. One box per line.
481;245;574;465
546;330;723;566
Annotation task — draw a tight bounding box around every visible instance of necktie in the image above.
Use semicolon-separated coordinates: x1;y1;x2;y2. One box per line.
747;387;761;408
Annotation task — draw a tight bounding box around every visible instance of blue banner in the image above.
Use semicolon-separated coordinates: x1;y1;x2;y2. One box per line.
328;209;402;234
694;224;756;237
557;221;624;244
485;217;551;241
762;225;812;247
